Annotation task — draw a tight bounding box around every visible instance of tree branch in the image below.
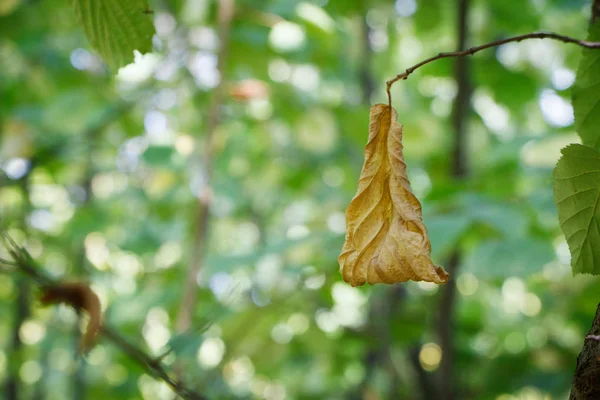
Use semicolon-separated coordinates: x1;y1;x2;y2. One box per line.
0;236;207;400
570;303;600;400
385;31;600;104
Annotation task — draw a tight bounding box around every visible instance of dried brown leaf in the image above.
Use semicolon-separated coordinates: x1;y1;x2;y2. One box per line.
339;104;448;287
40;282;102;353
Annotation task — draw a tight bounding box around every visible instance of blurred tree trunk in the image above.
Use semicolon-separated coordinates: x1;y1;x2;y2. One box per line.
175;0;235;387
437;0;472;398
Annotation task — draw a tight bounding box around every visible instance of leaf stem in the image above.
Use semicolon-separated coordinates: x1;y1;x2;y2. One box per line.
385;32;600;104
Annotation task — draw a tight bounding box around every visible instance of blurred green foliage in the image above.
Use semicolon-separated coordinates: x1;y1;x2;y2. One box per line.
1;0;600;400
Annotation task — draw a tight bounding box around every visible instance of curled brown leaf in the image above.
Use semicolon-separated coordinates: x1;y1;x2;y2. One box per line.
40;282;102;353
339;104;448;287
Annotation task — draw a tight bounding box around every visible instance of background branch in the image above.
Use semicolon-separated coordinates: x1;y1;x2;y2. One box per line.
437;0;472;398
176;0;235;335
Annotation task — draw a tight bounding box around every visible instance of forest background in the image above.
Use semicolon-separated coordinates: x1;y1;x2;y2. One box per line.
1;0;600;399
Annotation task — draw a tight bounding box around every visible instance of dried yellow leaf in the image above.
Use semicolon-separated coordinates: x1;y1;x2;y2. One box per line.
339;104;449;287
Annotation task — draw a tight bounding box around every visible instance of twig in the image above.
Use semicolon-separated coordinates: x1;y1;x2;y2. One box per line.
385;31;600;105
100;327;206;400
0;257;16;266
0;236;207;400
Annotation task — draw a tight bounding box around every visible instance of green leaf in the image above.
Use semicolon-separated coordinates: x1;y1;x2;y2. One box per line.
70;0;155;69
427;214;471;262
141;146;175;166
461;194;527;238
553;144;600;275
464;238;555;278
572;21;600;150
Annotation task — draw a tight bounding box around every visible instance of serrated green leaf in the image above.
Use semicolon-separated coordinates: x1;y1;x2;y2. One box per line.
70;0;155;69
572;21;600;150
553;144;600;275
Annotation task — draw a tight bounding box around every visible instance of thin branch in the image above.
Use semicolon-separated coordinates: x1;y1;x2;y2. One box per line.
0;258;16;266
0;237;207;400
99;327;206;400
385;31;600;105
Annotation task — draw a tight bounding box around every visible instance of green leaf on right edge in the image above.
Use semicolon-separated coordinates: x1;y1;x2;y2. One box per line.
70;0;155;70
553;144;600;275
572;21;600;150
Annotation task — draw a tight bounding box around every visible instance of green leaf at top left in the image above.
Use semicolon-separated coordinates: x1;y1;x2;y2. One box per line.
70;0;155;70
